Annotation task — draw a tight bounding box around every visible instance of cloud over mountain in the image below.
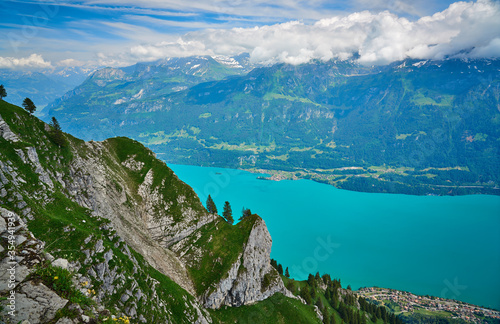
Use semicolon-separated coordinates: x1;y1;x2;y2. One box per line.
0;0;498;69
0;54;53;69
128;0;500;65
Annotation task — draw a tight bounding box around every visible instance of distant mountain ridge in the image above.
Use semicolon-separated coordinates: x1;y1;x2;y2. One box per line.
0;66;94;111
47;56;500;195
0;54;252;111
0;100;303;323
2;92;499;324
48;54;253;115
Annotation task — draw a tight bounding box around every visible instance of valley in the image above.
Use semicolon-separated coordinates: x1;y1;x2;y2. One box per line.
168;163;500;312
46;57;500;196
2;0;500;322
2;95;498;323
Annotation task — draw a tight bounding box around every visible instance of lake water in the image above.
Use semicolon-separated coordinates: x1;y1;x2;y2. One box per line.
168;164;500;310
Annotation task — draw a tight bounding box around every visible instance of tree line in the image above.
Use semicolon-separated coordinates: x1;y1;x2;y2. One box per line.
205;195;257;225
1;85;66;147
270;256;404;324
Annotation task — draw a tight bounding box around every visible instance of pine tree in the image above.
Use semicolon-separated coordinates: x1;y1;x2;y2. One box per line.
307;273;315;286
22;98;36;114
277;263;283;275
286;279;295;293
239;207;251;220
49;117;67;147
300;287;312;305
285;267;290;278
315;298;324;312
311;285;317;299
206;195;217;214
222;201;234;224
360;312;367;324
0;85;6;100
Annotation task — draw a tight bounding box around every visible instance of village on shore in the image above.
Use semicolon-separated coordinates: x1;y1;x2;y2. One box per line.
357;287;500;323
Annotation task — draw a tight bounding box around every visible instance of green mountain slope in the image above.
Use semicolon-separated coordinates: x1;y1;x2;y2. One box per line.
0;100;211;322
0;100;320;323
0;70;76;108
48;55;249;119
47;58;500;195
2;100;499;323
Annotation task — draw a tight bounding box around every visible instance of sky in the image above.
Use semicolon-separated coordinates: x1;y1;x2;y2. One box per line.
0;0;499;69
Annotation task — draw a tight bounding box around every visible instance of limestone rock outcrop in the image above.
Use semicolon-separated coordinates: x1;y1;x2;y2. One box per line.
0;115;19;142
14;281;69;323
0;105;298;323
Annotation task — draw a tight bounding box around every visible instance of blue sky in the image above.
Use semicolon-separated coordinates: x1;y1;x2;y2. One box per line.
0;0;499;68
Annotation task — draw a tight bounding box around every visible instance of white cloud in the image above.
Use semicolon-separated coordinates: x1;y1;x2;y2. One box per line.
353;0;426;17
0;54;52;69
119;0;500;66
14;0;495;68
57;58;86;67
469;38;500;58
77;0;345;20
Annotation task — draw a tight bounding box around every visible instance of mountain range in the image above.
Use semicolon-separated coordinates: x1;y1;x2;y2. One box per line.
46;56;500;196
1;99;408;323
0;66;95;110
3;99;500;323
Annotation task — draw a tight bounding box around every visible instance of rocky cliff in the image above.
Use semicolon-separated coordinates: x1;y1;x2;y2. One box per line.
172;215;294;309
0;100;303;323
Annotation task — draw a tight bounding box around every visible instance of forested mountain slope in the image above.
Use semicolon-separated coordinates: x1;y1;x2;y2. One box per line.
48;58;500;195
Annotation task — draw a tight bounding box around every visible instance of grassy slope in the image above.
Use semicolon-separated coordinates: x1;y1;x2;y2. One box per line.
103;136;207;221
1;100;331;323
0;100;207;322
210;293;322;324
176;214;256;295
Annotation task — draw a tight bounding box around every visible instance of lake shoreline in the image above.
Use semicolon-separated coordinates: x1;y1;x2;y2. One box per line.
357;287;500;319
243;166;500;196
168;163;500;310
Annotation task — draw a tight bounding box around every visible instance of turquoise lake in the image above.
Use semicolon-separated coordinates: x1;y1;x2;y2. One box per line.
168;164;500;310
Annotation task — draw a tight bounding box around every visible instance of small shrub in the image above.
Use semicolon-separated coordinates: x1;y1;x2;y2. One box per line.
32;262;94;306
261;272;277;292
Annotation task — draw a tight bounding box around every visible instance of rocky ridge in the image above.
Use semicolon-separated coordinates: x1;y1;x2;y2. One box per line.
203;217;293;308
173;216;295;309
0;100;299;323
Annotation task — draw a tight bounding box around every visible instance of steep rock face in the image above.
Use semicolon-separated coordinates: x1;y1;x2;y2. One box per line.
0;115;19;142
173;216;295;309
137;168;214;248
15;146;54;189
224;217;295;306
60;141;198;295
0;208;68;324
0;102;296;321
